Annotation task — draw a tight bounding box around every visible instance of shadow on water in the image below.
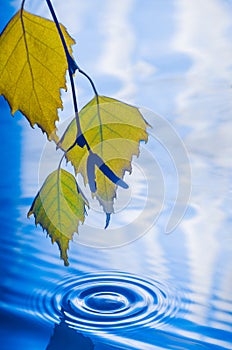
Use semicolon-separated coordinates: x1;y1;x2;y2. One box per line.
46;309;122;350
46;309;94;350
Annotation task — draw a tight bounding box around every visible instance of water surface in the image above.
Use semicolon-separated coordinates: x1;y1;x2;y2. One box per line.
0;1;232;349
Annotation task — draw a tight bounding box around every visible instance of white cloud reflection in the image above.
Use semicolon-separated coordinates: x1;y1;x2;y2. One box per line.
173;0;232;132
173;0;232;331
97;0;156;101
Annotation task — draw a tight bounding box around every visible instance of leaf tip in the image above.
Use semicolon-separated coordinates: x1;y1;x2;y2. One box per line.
61;248;69;266
104;213;111;229
27;205;35;218
63;258;69;267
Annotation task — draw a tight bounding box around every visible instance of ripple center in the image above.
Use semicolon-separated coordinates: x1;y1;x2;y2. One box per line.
84;292;128;313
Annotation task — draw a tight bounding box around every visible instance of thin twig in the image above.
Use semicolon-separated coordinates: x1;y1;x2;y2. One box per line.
45;0;90;150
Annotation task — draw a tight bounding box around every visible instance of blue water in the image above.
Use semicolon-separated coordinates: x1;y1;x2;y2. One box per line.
1;1;232;349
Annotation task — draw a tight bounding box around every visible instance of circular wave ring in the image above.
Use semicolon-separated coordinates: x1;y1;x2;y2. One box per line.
31;272;180;331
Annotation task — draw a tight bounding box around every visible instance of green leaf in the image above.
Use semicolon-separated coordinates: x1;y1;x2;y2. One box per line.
0;10;75;140
58;96;149;223
28;169;87;266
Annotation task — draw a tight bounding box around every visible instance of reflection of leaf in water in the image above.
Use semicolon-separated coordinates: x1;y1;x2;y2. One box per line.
46;319;94;350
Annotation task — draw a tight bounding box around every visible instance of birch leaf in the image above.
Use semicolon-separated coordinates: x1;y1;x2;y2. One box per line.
28;169;87;266
58;96;149;224
0;9;75;140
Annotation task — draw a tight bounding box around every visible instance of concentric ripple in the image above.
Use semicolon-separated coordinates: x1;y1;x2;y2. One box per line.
30;272;180;331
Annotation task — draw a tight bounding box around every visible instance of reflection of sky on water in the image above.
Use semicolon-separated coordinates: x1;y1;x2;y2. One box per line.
1;0;232;349
172;1;232;340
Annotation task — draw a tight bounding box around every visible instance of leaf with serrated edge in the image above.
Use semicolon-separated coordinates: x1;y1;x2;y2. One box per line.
0;10;75;140
58;96;149;223
28;169;87;266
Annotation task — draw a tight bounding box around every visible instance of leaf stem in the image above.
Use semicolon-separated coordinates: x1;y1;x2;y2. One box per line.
45;0;89;147
21;0;26;10
45;0;102;163
78;69;99;98
78;68;102;148
58;153;65;171
45;0;78;71
58;136;80;170
45;0;78;108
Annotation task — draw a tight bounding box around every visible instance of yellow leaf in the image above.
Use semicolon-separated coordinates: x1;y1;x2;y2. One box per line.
28;169;87;266
0;10;75;140
58;96;149;217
